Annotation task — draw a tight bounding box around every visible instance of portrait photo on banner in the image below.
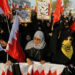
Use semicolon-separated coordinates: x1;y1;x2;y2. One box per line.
8;0;31;8
36;0;52;20
11;8;31;23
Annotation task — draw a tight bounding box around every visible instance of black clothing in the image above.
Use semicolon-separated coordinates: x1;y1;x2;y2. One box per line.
62;64;75;75
25;46;48;61
43;23;52;45
48;23;72;65
0;51;17;63
70;32;75;64
0;49;18;63
0;51;7;63
19;24;32;49
12;64;21;75
0;31;9;42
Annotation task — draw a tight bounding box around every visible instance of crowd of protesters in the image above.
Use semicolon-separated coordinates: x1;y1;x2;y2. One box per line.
0;10;75;74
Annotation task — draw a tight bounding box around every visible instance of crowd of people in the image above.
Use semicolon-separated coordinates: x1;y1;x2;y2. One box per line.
0;10;75;74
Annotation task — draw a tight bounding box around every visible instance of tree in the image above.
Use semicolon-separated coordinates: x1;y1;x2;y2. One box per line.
64;0;72;8
51;0;72;11
51;1;56;11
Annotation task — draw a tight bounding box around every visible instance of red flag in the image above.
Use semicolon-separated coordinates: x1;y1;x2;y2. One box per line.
60;0;64;14
5;15;25;62
70;22;75;33
53;0;62;24
0;0;11;17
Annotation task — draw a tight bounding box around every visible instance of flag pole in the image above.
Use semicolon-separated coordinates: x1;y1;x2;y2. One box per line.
51;23;54;31
6;16;10;33
5;15;10;61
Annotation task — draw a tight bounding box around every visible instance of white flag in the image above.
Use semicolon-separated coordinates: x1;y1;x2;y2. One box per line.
0;8;4;14
0;44;3;51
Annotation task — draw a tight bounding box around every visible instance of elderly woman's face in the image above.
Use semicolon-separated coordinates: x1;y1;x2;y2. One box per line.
34;37;41;45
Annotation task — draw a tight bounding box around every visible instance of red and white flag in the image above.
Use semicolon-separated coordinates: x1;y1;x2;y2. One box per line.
11;3;15;9
0;63;13;75
0;44;3;51
5;15;25;62
0;8;4;15
24;3;28;9
60;0;64;14
0;62;65;75
19;63;33;75
0;0;11;17
15;4;19;8
32;7;37;12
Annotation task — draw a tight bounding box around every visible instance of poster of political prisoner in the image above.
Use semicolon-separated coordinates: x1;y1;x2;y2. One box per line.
11;8;31;23
8;0;31;9
36;0;51;20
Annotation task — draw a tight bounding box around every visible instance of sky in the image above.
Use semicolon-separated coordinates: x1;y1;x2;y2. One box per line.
71;0;75;8
31;0;75;9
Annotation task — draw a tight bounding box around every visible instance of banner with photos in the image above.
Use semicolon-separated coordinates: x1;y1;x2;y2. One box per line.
8;0;31;9
36;0;51;20
11;8;31;23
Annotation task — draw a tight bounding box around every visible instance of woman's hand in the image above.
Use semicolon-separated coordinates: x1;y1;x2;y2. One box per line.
40;60;45;64
26;58;33;65
0;40;7;47
5;60;12;66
